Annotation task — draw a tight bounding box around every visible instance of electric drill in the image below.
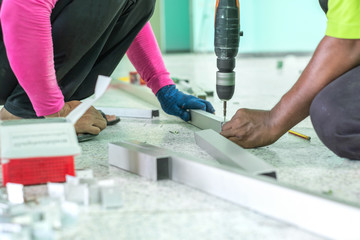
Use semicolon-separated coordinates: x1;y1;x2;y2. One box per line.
215;0;241;121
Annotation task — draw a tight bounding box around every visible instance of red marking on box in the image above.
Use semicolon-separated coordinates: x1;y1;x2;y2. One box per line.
2;156;75;186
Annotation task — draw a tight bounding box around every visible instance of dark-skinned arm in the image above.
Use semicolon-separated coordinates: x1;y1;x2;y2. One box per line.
221;36;360;148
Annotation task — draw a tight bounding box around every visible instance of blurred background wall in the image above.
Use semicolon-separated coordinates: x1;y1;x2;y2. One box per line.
150;0;327;54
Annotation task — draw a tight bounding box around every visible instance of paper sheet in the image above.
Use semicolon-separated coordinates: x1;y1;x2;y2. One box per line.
66;75;112;125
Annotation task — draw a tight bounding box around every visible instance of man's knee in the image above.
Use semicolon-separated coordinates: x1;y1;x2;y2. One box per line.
310;93;360;160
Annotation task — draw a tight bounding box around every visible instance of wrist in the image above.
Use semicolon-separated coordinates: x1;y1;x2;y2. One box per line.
44;112;60;118
269;95;301;138
156;84;176;97
44;103;68;118
268;109;287;140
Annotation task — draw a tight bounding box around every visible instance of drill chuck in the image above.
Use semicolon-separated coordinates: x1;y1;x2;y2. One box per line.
216;71;235;101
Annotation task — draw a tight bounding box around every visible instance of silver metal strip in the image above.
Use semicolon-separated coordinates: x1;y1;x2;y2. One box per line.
190;110;224;133
97;107;159;119
109;140;360;239
169;152;360;240
108;142;170;181
195;129;276;178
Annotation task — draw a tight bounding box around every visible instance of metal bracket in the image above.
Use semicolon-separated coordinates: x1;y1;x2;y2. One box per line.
194;129;276;178
190;110;224;133
97;107;159;119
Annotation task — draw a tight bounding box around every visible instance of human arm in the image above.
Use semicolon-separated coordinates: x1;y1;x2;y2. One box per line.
221;37;360;148
126;22;215;121
0;0;106;134
221;0;360;148
0;0;64;116
126;22;174;95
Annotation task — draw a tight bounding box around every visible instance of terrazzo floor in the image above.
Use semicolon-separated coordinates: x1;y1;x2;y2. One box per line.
2;53;360;240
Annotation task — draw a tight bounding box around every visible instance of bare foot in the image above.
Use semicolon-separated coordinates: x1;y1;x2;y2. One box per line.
0;107;21;120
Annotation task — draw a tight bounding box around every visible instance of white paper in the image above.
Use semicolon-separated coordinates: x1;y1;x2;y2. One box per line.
66;75;112;125
1;122;81;159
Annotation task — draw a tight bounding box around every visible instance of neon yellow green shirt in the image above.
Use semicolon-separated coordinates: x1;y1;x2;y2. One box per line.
326;0;360;39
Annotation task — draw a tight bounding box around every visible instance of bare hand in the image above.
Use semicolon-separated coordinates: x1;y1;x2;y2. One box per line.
220;108;281;148
45;101;106;135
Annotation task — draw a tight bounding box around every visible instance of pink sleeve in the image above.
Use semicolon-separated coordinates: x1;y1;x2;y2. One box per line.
0;0;64;116
126;22;174;95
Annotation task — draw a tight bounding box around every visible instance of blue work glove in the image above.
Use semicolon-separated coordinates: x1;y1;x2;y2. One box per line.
156;85;215;122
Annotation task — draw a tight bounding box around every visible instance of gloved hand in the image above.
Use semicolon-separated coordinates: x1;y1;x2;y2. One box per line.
156;85;215;121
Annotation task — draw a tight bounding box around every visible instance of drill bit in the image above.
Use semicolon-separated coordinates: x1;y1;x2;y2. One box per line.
223;101;227;122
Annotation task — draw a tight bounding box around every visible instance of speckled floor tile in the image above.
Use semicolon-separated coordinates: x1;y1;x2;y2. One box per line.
3;54;358;240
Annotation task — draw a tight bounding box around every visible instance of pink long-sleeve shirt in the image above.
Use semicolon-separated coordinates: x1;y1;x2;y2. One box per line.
0;0;173;116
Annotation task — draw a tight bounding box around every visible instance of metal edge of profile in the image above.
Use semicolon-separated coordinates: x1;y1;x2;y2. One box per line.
194;129;277;178
189;110;224;133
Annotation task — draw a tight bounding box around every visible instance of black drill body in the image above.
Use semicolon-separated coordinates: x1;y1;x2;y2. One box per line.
215;0;240;102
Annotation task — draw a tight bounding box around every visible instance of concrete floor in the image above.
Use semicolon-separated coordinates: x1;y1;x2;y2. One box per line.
2;53;360;239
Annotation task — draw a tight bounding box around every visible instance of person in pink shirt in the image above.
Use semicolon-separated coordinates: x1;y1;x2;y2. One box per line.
0;0;214;136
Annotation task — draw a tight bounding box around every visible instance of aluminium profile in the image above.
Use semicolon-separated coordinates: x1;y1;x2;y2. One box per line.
189;110;224;133
194;129;276;178
108;140;360;239
169;152;360;240
108;142;170;181
97;107;159;119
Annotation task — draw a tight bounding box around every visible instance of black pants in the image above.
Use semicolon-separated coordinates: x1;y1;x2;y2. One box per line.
0;0;155;118
310;65;360;160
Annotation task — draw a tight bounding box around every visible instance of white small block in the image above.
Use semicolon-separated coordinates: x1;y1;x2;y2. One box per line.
38;200;62;230
79;178;97;186
61;201;79;228
6;183;24;205
65;184;89;206
100;186;122;209
0;223;22;233
0;188;7;201
47;183;65;200
76;169;94;179
6;204;28;216
11;213;33;226
89;185;101;205
65;175;79;185
32;221;54;240
98;179;116;187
